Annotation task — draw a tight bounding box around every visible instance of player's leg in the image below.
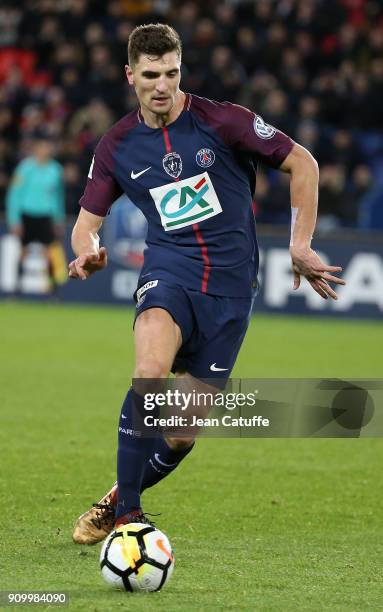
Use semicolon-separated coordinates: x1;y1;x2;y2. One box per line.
91;371;211;511
139;371;206;492
140;290;257;494
72;307;182;543
74;288;254;542
72;369;211;545
75;283;247;543
115;307;183;524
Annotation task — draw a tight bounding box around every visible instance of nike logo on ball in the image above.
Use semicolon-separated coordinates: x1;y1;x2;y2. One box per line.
210;363;229;372
131;166;151;179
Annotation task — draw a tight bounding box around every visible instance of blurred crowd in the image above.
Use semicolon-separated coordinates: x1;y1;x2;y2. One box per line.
1;0;383;230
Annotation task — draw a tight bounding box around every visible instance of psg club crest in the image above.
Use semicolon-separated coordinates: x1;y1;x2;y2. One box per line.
196;148;215;168
253;115;276;139
163;152;182;179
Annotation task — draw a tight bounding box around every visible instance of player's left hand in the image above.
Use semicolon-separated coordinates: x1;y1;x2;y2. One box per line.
289;246;346;300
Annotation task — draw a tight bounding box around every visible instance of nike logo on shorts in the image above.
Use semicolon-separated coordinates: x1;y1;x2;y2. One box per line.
210;363;229;372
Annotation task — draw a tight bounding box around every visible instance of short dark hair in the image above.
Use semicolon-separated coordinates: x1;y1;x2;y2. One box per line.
128;23;182;67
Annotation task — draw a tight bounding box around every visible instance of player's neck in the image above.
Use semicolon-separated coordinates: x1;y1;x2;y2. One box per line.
140;91;186;129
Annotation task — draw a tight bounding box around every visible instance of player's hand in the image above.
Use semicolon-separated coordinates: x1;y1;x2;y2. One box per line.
68;246;108;280
289;245;346;300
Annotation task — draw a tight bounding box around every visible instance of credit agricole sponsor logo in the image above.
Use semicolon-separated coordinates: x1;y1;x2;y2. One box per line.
150;172;222;231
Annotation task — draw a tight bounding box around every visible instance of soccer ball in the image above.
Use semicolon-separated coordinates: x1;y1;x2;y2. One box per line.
100;523;174;592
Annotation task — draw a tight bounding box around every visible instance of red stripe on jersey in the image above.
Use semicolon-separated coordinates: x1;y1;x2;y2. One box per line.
194;177;206;190
162;124;210;292
192;223;211;293
162;127;172;154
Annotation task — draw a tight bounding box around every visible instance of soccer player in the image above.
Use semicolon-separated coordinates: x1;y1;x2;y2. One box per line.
70;24;345;544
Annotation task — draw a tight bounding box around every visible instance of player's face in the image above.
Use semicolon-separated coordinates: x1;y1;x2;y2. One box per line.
126;51;181;117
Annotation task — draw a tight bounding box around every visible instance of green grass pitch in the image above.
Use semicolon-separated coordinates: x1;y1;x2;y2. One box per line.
1;301;382;611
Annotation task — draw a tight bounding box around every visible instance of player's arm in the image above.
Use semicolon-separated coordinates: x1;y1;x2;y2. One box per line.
69;133;123;280
214;102;346;299
69;208;107;280
279;143;345;300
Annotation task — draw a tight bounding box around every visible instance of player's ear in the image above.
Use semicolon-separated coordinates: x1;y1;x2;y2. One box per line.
125;65;134;85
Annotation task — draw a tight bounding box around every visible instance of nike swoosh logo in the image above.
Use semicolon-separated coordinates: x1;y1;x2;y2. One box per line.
131;166;151;179
156;538;174;562
210;363;229;372
121;414;127;419
154;453;178;467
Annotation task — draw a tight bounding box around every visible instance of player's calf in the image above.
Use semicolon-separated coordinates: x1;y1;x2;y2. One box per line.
165;435;195;450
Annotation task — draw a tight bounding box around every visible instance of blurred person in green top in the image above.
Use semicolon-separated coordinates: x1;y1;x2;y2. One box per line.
6;135;65;291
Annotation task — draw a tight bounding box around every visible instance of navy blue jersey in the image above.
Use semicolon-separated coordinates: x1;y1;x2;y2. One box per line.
80;94;294;297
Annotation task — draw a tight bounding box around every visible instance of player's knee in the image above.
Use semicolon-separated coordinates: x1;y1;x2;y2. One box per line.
134;359;169;379
165;435;195;450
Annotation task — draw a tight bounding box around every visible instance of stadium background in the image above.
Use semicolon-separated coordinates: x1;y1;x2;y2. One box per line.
1;1;383;610
0;0;382;317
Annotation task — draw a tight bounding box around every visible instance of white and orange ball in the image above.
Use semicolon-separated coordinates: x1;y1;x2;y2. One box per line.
100;523;174;592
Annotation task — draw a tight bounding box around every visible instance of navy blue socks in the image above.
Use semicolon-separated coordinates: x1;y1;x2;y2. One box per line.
116;387;195;517
116;388;157;518
141;437;194;492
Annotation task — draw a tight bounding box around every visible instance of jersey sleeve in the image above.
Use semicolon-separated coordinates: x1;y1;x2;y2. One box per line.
79;135;123;217
218;102;294;169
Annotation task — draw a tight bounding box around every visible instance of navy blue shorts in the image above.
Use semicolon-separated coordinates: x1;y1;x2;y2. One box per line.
134;280;255;383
